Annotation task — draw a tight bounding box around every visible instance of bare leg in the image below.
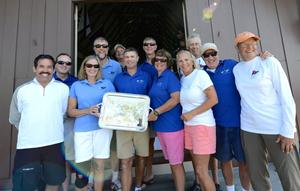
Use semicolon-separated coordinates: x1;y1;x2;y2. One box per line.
221;160;234;186
210;156;220;186
62;162;72;191
135;155;145;187
45;185;60;191
144;138;155;181
170;164;185;191
192;152;215;191
121;157;133;191
238;161;251;190
191;152;200;184
93;159;105;191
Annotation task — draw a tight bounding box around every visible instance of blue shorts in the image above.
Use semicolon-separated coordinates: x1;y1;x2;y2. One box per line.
215;126;245;162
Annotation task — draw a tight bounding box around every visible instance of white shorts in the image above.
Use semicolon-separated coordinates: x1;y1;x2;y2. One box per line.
74;129;113;163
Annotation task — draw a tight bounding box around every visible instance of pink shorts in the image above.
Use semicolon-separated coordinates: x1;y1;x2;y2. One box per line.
184;124;216;155
157;130;184;165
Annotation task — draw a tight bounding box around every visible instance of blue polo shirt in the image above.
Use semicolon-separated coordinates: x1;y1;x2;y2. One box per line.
139;61;158;81
53;72;78;88
102;58;122;82
149;69;183;132
69;79;115;132
204;59;240;127
114;68;152;95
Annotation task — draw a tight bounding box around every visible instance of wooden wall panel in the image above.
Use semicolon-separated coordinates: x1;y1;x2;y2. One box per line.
15;0;46;87
0;0;19;187
44;0;59;55
44;0;73;58
57;0;73;55
184;0;213;43
254;0;287;72
0;1;5;66
275;0;300;130
15;0;33;81
231;0;258;34
210;0;237;60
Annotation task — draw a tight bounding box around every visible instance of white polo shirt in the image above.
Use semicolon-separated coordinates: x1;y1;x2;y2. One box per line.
233;56;296;138
180;69;215;126
9;78;69;149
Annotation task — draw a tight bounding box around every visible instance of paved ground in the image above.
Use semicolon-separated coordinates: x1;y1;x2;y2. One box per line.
135;163;283;191
1;163;283;191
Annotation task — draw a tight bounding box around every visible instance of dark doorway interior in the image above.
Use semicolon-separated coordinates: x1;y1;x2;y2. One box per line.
77;0;185;64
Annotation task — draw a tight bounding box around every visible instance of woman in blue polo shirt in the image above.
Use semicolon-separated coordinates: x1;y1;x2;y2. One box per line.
68;55;115;191
148;49;185;191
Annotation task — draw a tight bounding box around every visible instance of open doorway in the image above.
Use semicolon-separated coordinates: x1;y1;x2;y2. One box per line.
75;0;186;68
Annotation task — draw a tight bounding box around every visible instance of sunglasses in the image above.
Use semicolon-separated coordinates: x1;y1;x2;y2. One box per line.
57;61;72;66
94;44;109;49
85;63;100;69
154;57;167;63
143;43;156;47
202;51;218;58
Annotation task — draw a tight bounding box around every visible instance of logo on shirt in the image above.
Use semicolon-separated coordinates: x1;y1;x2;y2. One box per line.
220;69;230;74
251;70;259;75
136;79;144;83
100;86;106;89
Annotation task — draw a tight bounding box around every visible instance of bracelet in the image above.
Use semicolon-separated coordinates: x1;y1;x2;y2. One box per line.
153;110;160;117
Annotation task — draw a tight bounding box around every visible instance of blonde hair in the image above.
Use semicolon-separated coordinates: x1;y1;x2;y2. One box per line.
176;50;199;69
78;55;102;80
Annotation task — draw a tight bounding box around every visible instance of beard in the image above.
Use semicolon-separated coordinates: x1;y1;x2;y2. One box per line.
96;52;107;60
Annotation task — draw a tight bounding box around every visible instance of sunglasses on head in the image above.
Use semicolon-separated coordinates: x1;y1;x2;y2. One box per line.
57;61;72;66
154;57;167;63
94;44;109;49
85;63;100;69
202;51;218;58
143;43;156;47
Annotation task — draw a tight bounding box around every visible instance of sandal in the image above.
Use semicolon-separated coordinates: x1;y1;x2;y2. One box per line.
142;177;155;185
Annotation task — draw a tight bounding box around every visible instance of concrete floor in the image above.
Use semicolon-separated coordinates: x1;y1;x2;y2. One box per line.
1;162;283;191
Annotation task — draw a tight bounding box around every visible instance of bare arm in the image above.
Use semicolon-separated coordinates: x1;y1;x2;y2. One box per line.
67;97;99;118
148;91;180;121
181;86;218;122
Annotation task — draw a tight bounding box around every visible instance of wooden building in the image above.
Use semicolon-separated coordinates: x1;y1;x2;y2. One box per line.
0;0;300;188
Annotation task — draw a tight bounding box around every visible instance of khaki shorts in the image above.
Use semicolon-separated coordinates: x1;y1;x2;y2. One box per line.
116;129;149;159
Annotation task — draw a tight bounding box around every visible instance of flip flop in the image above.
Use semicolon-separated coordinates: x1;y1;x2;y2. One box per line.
142;177;155;185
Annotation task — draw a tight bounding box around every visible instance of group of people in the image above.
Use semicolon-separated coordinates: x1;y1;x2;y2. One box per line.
9;31;300;191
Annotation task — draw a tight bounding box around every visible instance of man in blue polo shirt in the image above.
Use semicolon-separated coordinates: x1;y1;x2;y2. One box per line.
139;37;158;81
202;43;250;191
54;53;78;191
93;36;123;190
93;36;122;82
139;37;158;185
114;48;152;191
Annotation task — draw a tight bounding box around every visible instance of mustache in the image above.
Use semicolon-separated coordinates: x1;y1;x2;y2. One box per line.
39;72;51;75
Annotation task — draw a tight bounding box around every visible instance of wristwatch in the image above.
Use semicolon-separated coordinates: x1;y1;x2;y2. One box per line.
153;110;160;117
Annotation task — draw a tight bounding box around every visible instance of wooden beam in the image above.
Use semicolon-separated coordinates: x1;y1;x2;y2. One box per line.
73;0;168;3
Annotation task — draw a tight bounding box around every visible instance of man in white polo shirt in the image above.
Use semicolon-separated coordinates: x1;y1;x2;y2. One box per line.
9;54;69;191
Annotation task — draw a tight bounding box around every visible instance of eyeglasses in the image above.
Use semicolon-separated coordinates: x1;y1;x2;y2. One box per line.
85;63;100;69
94;44;109;49
57;61;72;66
202;51;218;58
154;57;167;63
143;43;156;47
